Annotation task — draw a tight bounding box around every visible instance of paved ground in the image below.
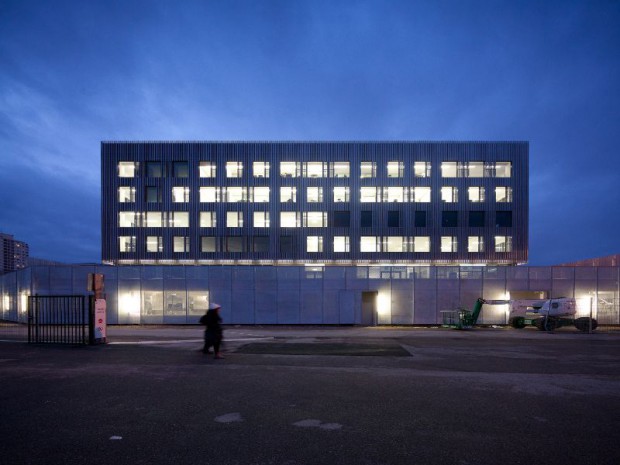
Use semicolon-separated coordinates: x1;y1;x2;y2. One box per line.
1;325;620;465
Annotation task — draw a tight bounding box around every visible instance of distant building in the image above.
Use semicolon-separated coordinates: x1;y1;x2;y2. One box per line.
556;254;620;267
101;141;529;266
0;233;29;274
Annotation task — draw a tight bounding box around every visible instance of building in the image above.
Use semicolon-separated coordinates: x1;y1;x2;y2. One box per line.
0;233;29;275
102;141;528;266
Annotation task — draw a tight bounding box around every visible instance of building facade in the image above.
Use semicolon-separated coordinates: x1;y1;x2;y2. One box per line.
102;141;528;266
0;233;29;275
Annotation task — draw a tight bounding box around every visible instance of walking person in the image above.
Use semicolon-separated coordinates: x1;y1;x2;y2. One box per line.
200;303;224;359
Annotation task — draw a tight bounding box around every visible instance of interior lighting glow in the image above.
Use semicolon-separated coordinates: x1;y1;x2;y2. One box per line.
20;292;29;314
376;292;391;316
119;291;141;318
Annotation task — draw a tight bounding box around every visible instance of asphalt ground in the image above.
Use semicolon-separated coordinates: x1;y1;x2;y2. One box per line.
1;325;620;465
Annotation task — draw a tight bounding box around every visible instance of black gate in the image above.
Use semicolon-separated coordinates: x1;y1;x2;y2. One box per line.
28;296;88;344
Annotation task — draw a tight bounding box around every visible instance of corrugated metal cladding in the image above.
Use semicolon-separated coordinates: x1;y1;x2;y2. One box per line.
101;141;528;265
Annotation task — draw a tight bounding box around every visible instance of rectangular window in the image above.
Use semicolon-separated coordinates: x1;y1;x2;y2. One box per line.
467;162;484;177
170;211;189;227
172;187;190;203
333;236;350;252
253;161;270;178
119;212;138;227
173;162;189;178
307;187;323;203
413;187;431;203
441;236;458;252
303;212;327;227
226;211;243;228
119;236;136;252
251;187;270;203
333;186;350;202
226;161;243;178
280;236;293;254
200;187;219;203
224;187;247;202
253;236;269;252
173;236;189;253
387;211;400;228
118;187;135;203
361;187;378;202
360;236;380;252
145;211;164;228
280;186;297;203
387;161;404;178
441;162;457;178
385;236;405;252
495;187;513;202
200;212;216;228
442;211;458;227
468;236;484;253
226;237;244;252
146;161;163;178
468;187;485;202
199;162;216;178
414;211;427;228
360;211;373;227
306;236;323;252
384;186;404;203
201;236;218;252
360;161;376;178
304;162;325;178
495;236;513;252
253;211;270;228
146;236;163;253
495;211;513;228
280;212;300;227
146;186;161;203
441;186;458;203
333;211;350;228
118;162;137;178
414;161;431;178
280;161;300;178
331;161;350;178
495;162;512;178
469;211;485;227
413;236;430;252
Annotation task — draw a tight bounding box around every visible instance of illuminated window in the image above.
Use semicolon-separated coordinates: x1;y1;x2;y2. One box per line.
146;186;161;203
333;236;350;252
333;186;350;202
253;211;270;228
441;162;457;178
201;236;218;252
119;212;138;227
146;236;163;253
360;161;376;178
387;161;404;178
441;236;458;252
495;162;512;178
170;212;189;227
360;236;380;252
146;162;163;178
118;187;135;203
199;162;216;178
304;162;325;178
361;187;378;202
226;162;243;178
495;187;512;202
226;211;243;228
303;212;327;227
172;187;189;203
280;186;297;203
199;187;219;203
468;187;485;202
467;162;484;177
280;212;299;227
306;236;323;253
414;161;431;178
199;212;216;228
441;186;458;203
252;187;270;202
118;162;136;178
173;162;188;178
385;187;404;203
253;161;270;178
119;236;136;252
173;236;189;253
468;236;484;252
331;161;350;178
413;236;430;252
385;236;405;252
224;187;247;202
145;211;164;228
280;161;300;178
495;236;513;252
413;187;431;203
307;187;323;203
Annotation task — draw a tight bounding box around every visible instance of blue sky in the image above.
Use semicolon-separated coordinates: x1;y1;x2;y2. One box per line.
1;0;618;265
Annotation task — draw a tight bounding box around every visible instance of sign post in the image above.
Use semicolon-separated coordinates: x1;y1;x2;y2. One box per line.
88;273;106;345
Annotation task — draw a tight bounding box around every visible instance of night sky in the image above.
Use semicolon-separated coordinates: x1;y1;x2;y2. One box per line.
1;0;618;265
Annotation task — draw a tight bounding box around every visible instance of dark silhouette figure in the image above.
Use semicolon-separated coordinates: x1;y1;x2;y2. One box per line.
200;303;224;359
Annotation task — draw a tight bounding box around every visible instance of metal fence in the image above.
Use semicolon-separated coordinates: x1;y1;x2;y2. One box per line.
27;295;88;344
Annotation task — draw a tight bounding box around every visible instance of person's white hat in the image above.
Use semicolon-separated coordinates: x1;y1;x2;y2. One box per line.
208;302;221;310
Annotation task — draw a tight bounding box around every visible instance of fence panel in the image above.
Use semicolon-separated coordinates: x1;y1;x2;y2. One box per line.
28;296;88;344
